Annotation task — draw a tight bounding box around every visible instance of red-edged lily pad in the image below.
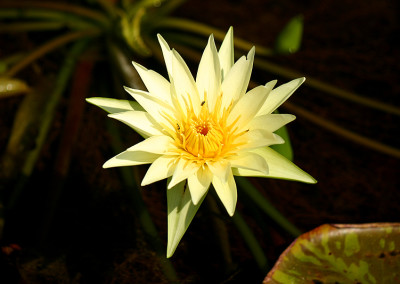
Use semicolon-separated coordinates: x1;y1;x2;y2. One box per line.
264;223;400;284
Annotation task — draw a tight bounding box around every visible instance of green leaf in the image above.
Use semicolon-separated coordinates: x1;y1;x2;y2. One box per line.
274;15;303;54
167;179;205;258
86;97;144;113
264;223;400;283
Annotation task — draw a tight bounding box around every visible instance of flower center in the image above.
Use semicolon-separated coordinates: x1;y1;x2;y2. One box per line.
164;94;243;162
194;120;210;136
181;106;224;159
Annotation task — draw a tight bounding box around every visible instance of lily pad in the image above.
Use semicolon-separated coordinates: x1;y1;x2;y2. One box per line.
264;223;400;284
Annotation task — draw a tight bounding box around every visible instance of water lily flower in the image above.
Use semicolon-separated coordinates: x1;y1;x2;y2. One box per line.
87;27;315;257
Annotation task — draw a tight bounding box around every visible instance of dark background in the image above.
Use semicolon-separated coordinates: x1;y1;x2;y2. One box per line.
1;0;399;283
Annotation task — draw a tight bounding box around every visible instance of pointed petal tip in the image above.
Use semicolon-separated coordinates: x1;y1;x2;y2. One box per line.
296;77;306;85
305;174;317;184
247;46;255;59
157;34;170;49
166;246;175;258
102;161;112;169
191;197;200;206
156;33;164;41
227;206;235;217
131;61;144;71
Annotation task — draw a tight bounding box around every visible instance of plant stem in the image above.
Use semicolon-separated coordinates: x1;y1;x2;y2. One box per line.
231;211;269;272
205;194;235;273
236;176;302;237
5;29;100;77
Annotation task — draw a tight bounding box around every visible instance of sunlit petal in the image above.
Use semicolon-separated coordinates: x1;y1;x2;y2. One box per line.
212;171;237;216
228;152;268;175
218;26;234;81
196;34;221;110
168;158;200;189
248;113;296;132
124;87;174;126
220;47;254;109
127;135;174;154
233;147;316;184
103;150;159;168
86;97;144;114
236;129;284;151
142;155;178;186
207;159;230;182
187;166;212;205
171;49;201;113
157;34;173;76
132;61;172;105
257;77;305;115
108;111;162;138
227;85;270;131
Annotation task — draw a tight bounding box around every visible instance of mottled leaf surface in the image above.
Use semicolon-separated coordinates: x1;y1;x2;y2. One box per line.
264;223;400;284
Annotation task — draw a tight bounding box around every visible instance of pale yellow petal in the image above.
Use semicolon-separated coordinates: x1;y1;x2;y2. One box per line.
103;150;159;168
220;47;255;110
248;114;296;132
232;147;317;184
168;158;200;189
142;155;178;186
171;49;201;113
196;34;221;109
157;34;173;76
126;135;173;154
108;111;162;138
236;129;284;151
257;77;305;115
206;159;230;182
187;166;212;205
132;61;172;105
227;85;270;131
264;79;278;94
218;26;234;81
86;97;144;114
212;171;237;216
124;87;175;129
228;152;268;175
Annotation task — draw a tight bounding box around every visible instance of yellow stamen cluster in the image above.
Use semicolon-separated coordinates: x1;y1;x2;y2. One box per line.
180;102;224;159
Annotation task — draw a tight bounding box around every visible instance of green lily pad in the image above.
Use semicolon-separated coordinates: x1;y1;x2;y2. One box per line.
264;223;400;283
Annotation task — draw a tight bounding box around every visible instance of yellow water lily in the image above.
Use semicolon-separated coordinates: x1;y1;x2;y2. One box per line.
87;27;315;257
